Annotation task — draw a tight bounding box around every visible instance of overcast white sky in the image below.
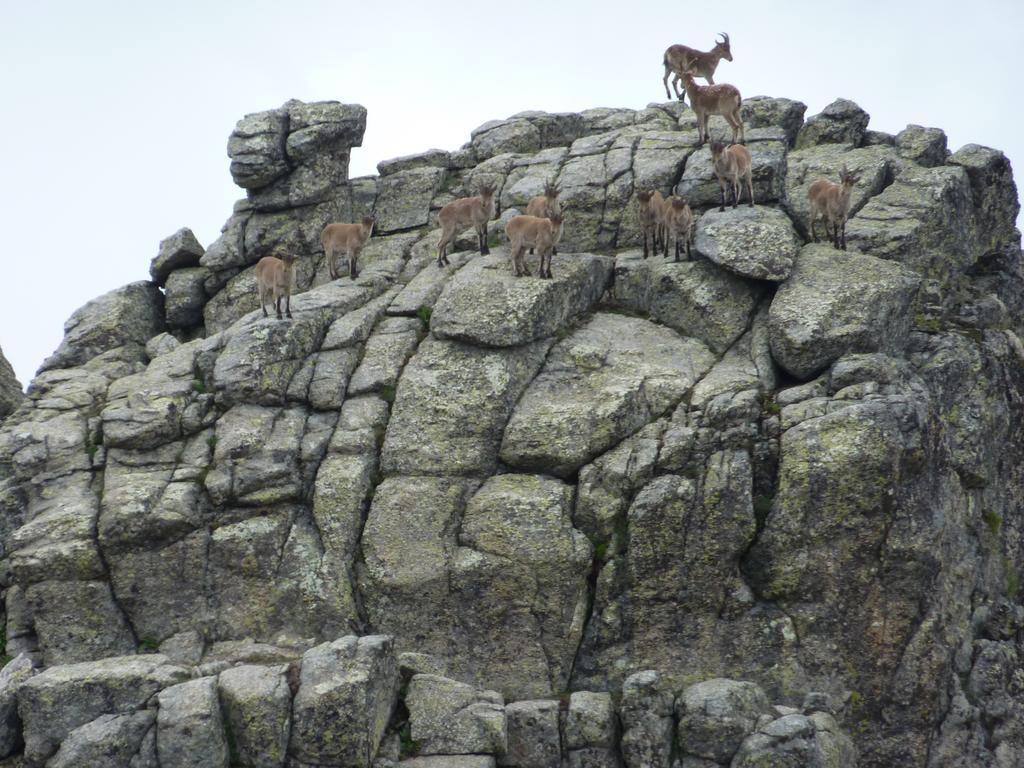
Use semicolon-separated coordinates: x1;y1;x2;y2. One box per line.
1;0;1021;386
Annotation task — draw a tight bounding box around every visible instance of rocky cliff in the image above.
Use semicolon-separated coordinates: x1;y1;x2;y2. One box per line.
0;94;1021;767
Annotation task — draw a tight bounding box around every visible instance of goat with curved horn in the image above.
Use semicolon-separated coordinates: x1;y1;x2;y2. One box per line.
662;32;733;101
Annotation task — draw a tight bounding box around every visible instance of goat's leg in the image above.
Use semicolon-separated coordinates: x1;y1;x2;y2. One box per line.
840;219;847;250
706;73;715;85
663;66;673;101
260;287;268;317
642;228;649;259
480;223;490;255
285;291;292;319
349;251;358;280
747;172;755;207
275;295;282;320
673;75;685;102
718;177;727;212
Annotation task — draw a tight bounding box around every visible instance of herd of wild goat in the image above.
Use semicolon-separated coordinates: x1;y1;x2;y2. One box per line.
256;33;862;319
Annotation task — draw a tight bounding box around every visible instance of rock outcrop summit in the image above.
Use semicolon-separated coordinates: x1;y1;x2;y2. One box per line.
0;95;1021;767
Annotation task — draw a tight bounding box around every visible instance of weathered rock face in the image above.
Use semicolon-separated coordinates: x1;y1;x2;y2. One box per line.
0;346;24;420
768;244;921;379
1;93;1022;768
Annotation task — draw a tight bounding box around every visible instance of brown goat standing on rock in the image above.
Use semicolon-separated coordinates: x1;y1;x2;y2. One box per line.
663;197;695;261
526;182;561;255
637;189;667;259
255;253;298;319
808;165;862;250
663;33;732;101
506;214;563;279
680;69;744;146
321;217;374;280
436;185;497;267
710;140;754;211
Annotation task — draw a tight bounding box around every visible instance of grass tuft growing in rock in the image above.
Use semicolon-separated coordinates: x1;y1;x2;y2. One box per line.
416;305;433;328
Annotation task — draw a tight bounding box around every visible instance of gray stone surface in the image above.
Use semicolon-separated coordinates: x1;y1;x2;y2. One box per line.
0;348;24;421
289;635;399;765
620;670;674;768
156;677;230;768
694;206;801;281
17;654;187;764
218;664;291;768
3;92;1023;768
407;674;506;756
380;337;550;477
47;711;156;768
676;678;773;763
431;252;612;347
795;98;870;149
375;166;445;233
164;267;209;329
768;244;920;379
151;227;205;285
40;282;164;371
0;655;33;758
500;699;560;768
612;252;765;354
501;313;715;477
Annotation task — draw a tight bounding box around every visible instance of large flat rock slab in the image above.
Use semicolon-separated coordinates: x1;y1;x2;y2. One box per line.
380;337;551;476
694;206;802;282
768;244;920;379
431;251;613;347
500;313;715;477
612;252;765;354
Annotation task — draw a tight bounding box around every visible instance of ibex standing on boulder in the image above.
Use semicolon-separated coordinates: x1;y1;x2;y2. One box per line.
526;182;562;255
710;140;754;211
808;165;862;250
662;33;732;102
437;184;497;267
662;197;695;261
681;69;744;146
506;214;563;279
321;217;374;280
255;254;298;320
637;189;667;259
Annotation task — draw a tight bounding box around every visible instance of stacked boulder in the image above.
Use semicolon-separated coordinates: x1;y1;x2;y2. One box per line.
0;89;1021;768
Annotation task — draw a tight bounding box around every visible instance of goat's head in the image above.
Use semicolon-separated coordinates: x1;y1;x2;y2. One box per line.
549;213;564;227
709;140;727;160
479;184;496;199
839;165;862;187
637;189;654;204
544;181;561;199
672;197;690;211
715;32;732;61
280;252;299;265
361;216;375;230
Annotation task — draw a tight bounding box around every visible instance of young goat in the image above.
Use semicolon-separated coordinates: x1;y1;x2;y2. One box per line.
710;140;754;211
321;217;374;280
526;182;562;256
436;185;496;267
255;254;298;320
808;165;862;250
636;189;668;259
662;197;695;261
663;33;732;101
680;70;744;146
505;213;564;279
